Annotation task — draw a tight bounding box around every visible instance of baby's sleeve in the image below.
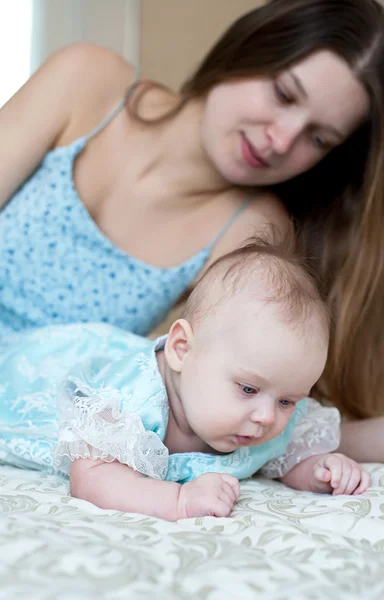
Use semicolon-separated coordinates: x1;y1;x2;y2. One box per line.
260;398;341;479
51;357;169;480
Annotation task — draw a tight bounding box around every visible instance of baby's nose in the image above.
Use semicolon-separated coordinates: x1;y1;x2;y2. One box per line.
249;399;276;427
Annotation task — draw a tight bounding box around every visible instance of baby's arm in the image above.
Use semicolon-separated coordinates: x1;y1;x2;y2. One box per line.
260;399;370;495
280;452;370;495
70;458;181;520
70;458;239;521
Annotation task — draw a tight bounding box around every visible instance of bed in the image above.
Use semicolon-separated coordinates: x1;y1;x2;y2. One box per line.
1;463;383;599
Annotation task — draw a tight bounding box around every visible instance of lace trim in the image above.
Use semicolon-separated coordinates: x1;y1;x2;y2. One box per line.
52;376;169;479
260;398;341;479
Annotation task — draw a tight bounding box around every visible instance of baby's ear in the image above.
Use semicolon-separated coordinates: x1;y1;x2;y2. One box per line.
165;319;194;373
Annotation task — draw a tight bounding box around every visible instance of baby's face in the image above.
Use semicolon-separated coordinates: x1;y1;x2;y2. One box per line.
178;299;327;453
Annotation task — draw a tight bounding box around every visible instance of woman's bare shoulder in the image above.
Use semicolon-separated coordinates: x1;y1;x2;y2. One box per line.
207;189;291;266
244;190;290;232
51;43;137;145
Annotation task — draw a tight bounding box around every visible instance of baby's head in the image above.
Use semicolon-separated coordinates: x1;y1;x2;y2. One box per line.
164;240;329;453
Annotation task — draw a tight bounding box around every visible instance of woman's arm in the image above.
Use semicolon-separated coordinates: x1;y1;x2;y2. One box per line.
338;417;384;462
0;43;134;210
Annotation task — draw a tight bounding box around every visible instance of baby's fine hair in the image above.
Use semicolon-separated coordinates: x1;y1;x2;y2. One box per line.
184;232;330;338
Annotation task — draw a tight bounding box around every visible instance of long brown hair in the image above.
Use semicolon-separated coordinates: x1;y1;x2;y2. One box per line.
134;0;384;418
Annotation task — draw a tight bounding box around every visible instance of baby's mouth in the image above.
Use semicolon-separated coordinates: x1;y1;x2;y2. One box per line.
233;435;259;446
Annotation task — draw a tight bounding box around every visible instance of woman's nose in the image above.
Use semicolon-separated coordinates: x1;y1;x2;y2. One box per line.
267;118;303;155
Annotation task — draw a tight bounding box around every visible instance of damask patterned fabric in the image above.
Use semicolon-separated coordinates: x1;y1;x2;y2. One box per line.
0;463;383;599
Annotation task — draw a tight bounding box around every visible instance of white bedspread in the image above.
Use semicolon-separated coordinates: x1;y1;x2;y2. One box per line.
1;463;383;600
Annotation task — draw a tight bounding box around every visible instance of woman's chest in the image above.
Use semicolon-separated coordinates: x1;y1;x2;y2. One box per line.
0;156;197;334
73;137;248;270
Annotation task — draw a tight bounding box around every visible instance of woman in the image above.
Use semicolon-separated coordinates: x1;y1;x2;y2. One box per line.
0;0;383;459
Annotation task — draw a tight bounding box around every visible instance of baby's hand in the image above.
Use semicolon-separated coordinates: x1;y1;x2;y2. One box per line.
177;473;240;519
311;453;370;495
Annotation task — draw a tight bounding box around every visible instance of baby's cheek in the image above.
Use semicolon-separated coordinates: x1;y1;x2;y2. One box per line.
200;412;228;438
268;415;292;439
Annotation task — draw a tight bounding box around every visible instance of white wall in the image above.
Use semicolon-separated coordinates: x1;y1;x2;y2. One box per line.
31;0;140;72
0;0;33;106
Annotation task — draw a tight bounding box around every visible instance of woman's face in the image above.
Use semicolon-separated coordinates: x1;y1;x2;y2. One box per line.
200;50;370;186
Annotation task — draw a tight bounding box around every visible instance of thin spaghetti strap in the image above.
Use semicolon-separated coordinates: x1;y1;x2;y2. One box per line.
208;198;252;249
83;64;140;143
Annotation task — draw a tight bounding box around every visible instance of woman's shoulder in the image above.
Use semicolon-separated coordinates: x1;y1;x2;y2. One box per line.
52;42;135;96
242;189;290;233
206;189;291;268
50;43;137;146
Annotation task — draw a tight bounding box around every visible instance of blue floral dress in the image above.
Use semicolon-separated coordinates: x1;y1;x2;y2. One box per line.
0;69;250;338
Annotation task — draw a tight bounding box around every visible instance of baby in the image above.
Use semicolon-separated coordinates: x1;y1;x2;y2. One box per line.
0;242;370;521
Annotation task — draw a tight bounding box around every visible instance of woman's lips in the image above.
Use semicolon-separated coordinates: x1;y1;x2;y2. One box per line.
241;134;270;169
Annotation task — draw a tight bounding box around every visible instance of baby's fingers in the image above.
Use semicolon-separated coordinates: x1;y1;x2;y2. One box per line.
332;464;353;496
221;474;240;500
352;470;371;495
342;466;364;496
313;465;332;483
221;481;238;504
321;455;344;491
211;498;233;518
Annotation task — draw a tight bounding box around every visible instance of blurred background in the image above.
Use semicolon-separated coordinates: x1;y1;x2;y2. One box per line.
0;0;262;107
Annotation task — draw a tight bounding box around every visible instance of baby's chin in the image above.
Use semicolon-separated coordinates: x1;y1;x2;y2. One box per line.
204;439;235;455
207;433;279;454
206;437;261;454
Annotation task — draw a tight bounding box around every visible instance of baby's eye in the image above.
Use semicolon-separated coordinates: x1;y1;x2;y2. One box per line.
279;399;294;408
239;384;258;396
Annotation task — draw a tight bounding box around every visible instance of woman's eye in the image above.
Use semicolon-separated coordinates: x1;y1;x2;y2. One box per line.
240;385;258;396
279;399;294;408
312;133;328;150
274;82;293;105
